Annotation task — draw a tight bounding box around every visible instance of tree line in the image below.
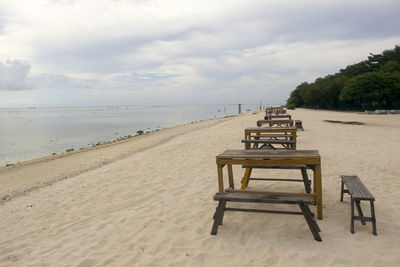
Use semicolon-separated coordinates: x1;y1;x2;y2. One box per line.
286;45;400;110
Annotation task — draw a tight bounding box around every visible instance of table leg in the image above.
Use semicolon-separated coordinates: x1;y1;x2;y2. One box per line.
240;168;252;190
217;165;224;192
227;164;234;189
314;164;323;220
292;132;297;150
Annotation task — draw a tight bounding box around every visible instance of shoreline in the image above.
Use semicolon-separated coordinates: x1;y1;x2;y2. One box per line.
0;113;251;204
1;104;261;167
0;113;244;170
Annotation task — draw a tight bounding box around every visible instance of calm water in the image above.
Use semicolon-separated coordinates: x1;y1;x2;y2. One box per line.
0;104;261;166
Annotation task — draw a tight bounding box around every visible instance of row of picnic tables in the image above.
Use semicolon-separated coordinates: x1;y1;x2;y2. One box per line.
214;106;323;220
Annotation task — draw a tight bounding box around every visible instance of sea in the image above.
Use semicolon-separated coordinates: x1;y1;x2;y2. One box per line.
0;104;263;166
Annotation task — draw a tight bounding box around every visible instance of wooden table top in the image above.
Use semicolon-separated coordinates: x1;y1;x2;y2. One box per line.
245;127;297;132
257;119;293;123
217;149;320;160
267;114;291;117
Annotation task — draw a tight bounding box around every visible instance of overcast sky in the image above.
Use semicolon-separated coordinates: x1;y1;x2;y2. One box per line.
0;0;399;107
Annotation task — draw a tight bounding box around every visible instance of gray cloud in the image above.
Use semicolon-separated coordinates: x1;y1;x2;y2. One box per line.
18;1;400;76
28;73;98;90
114;72;178;83
0;59;31;91
0;0;399;106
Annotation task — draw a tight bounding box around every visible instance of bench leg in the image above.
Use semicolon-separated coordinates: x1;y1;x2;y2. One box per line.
355;200;366;225
370;200;377;236
340;180;344;202
304;205;320;232
211;200;226;235
300;167;311;193
350;196;355;234
298;202;322;241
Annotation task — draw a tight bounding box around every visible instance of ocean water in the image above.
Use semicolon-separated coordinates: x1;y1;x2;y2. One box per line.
0;104;261;166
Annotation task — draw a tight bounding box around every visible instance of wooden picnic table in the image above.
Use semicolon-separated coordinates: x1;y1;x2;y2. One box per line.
265;114;292;120
257;119;294;127
215;149;323;219
245;127;297;150
265;106;285;115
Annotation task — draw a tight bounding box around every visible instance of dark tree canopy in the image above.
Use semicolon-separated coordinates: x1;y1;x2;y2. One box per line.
287;45;400;110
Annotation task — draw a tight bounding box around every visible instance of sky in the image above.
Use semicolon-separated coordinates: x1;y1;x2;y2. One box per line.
0;0;399;107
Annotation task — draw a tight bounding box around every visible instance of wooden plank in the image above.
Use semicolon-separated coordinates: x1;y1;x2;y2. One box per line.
214;192;315;204
241;139;295;145
314;164;323;220
245;127;297;132
240;168;252;190
265;115;292;120
225;188;317;198
248;134;293;138
341;175;374;200
217;158;320;166
217;149;320;159
257;119;294;127
227;164;234;189
217;165;224;192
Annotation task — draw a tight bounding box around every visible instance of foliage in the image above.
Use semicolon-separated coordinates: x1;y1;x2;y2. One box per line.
286;45;400;110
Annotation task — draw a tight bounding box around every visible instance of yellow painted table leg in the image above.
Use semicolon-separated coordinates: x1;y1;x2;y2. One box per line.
241;168;252;190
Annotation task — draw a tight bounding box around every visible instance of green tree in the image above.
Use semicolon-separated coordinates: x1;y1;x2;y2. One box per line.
340;72;400;110
379;60;400;73
286;45;400;110
286;82;307;108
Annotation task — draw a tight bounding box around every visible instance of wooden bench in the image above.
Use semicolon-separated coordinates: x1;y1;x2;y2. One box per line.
211;191;322;241
295;120;304;130
340;175;377;235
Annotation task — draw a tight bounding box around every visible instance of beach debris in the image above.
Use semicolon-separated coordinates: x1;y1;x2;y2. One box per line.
136;130;144;135
52;153;56;155
363;109;400;114
323;120;365;125
66;148;74;152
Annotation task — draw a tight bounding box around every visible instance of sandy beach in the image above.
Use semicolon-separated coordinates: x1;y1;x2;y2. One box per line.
1;108;400;266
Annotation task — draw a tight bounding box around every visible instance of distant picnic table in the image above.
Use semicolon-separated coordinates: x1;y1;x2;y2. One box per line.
257;119;294;127
265;114;292;120
265;106;285;115
243;127;297;150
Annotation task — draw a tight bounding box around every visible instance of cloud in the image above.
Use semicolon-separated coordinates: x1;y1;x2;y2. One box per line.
0;0;399;106
28;73;99;90
0;59;31;90
114;72;178;83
